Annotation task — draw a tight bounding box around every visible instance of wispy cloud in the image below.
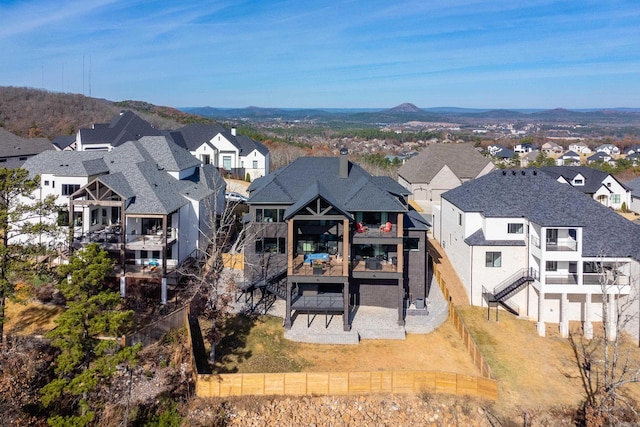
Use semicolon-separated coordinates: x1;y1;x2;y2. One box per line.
0;0;639;107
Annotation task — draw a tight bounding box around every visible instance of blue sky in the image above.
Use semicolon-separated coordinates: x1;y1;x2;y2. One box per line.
1;0;639;109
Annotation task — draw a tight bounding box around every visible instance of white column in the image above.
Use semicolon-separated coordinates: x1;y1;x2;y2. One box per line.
606;293;617;340
559;293;569;338
161;277;167;305
120;276;126;298
583;293;593;339
537;291;546;337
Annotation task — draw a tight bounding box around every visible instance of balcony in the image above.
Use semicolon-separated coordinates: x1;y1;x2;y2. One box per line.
292;255;346;277
73;226;177;251
545;239;577;252
544;273;630;286
354;223;398;238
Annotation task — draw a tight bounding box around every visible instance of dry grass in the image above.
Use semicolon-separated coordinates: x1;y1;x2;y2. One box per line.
213;314;480;376
4;300;62;336
459;306;640;414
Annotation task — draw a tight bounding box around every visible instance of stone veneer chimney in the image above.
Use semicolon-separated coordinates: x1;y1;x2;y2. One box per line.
339;147;349;178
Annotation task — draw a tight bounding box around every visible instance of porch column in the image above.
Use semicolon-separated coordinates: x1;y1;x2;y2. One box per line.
343;281;350;331
120;201;126;294
537;291;546;337
161;278;167;305
583;293;593;339
605;293;617;340
397;278;405;326
161;215;168;305
284;279;292;329
68;199;75;256
559;292;569;338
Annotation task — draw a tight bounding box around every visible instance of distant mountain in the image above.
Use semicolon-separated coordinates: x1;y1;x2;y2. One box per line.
385;103;422;113
182;104;640;126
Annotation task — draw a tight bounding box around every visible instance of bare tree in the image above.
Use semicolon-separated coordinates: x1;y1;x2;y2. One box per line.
176;181;247;363
570;260;640;426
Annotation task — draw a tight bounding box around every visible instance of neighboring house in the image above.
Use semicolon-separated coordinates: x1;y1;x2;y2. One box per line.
624;145;640;155
75;110;163;151
556;150;581;166
487;144;516;159
539;166;631;210
397;143;495;206
22;136;226;303
51;135;76;151
595;143;620;155
587;151;615;166
171;123;270;181
433;169;640;338
541;141;563;154
244;149;430;332
519;150;540;168
569;142;592;154
514;142;537;153
0;128;54;168
626;152;640;166
625;177;640;214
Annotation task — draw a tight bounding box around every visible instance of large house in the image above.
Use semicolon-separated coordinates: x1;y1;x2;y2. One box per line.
0;128;54;168
539;166;631;210
73;110;163;151
244;150;430;332
397;143;495;209
170;123;270;181
433;170;640;338
22;136;226;302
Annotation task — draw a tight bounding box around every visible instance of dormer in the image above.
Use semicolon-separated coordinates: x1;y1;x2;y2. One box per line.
572;173;585;186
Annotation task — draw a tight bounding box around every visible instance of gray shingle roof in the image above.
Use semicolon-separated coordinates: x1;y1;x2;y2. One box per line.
0;128;54;166
398;143;493;183
172;123;269;157
539;166;627;194
79;110;162;148
442;169;640;259
248;155;407;213
24;136;222;216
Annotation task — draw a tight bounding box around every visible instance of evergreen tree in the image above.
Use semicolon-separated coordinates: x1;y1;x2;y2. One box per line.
41;244;138;426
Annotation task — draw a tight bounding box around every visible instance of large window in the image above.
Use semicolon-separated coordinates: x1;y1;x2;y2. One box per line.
611;194;621;204
485;252;502;268
61;184;80;196
508;223;523;234
253;160;258;169
255;237;286;254
546;261;558;271
223;156;232;170
255;208;285;223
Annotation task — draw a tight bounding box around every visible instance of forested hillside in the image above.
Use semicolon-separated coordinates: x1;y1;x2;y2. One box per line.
0;86;212;139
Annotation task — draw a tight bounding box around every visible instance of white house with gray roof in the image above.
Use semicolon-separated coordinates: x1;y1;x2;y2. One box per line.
539;166;631;210
433;170;640;339
22;136;226;303
170;123;270;181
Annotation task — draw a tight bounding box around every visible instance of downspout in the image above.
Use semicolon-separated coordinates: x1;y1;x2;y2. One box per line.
470;246;473;306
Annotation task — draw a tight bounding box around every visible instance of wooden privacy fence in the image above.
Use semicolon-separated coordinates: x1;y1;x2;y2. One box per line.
195;371;498;400
432;261;494;379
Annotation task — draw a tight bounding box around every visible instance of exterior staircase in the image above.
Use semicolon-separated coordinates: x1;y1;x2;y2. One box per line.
483;268;537;315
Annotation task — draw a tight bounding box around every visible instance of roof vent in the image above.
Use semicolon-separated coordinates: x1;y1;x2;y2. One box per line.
511;170;516;175
533;170;537;175
521;170;525;175
502;170;506;175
